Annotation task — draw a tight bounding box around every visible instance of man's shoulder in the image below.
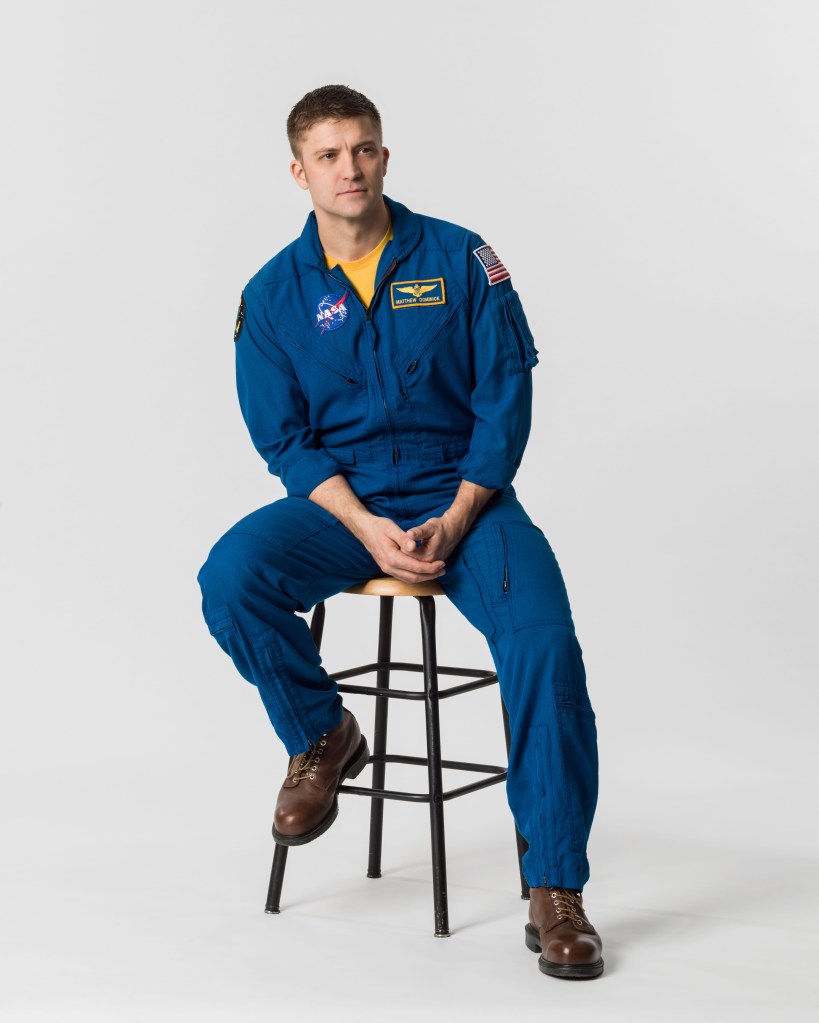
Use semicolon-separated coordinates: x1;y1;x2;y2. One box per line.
398;201;480;253
422;213;478;250
244;237;303;296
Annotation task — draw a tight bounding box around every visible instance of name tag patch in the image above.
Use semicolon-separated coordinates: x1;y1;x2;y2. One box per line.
390;278;446;309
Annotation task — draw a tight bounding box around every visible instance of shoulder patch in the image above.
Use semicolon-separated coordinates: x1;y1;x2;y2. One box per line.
473;244;511;286
234;293;245;342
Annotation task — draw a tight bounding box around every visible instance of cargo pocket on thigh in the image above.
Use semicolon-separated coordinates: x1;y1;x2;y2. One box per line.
204;603;234;638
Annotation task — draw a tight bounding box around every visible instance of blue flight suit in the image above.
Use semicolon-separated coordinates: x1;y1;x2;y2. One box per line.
197;196;598;890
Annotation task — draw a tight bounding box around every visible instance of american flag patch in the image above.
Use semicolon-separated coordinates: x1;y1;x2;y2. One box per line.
473;244;511;286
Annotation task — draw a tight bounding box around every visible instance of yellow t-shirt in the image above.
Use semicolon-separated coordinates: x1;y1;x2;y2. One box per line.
324;223;393;309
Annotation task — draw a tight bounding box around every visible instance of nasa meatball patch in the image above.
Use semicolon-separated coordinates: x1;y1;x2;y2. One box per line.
234;293;245;341
473;244;511;286
315;292;350;333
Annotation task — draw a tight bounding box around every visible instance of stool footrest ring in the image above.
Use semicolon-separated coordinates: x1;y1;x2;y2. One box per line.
338;753;507;803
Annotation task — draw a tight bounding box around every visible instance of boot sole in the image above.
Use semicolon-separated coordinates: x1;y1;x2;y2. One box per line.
272;737;370;847
525;922;604;980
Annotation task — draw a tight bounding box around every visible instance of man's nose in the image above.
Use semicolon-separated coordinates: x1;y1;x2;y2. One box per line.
340;150;362;178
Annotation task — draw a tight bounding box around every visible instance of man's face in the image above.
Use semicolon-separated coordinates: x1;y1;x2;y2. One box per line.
290;116;389;224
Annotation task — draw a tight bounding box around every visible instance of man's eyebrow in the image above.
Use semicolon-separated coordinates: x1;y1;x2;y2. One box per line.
312;139;378;156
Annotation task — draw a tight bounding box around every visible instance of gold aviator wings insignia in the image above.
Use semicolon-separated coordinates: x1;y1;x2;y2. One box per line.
397;284;437;298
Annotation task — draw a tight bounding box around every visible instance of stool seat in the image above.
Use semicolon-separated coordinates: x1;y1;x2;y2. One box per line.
345;576;446;598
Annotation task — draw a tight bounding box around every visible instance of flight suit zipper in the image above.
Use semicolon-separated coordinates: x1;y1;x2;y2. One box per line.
325;260;398;464
368;260;398;463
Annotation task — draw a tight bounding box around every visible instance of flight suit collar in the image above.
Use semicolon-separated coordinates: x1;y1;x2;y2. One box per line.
295;194;422;269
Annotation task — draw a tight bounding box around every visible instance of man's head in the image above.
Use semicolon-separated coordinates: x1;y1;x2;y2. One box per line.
287;85;389;228
286;84;382;160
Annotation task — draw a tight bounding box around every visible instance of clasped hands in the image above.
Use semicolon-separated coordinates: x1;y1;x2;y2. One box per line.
358;511;466;584
308;474;494;585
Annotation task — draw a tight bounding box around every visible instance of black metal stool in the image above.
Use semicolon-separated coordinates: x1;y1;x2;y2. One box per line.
264;576;530;936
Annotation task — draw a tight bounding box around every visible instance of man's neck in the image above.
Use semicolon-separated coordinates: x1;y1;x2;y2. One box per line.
316;201;390;264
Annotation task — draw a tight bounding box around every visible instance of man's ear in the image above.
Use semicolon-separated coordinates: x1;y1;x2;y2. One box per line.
290;159;309;191
381;146;390;177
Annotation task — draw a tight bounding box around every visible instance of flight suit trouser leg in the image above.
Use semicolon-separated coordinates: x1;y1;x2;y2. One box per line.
196;496;380;755
433;495;599;892
198;491;598;891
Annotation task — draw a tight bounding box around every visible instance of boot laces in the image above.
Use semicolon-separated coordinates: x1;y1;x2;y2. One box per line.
549;887;585;926
287;735;328;781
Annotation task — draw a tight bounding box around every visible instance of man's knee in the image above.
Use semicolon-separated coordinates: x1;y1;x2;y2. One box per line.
197;531;271;612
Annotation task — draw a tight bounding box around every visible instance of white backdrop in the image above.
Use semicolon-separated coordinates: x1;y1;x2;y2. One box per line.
1;2;817;1020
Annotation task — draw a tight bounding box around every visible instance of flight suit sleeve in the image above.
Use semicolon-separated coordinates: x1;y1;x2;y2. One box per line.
456;235;539;491
234;282;341;498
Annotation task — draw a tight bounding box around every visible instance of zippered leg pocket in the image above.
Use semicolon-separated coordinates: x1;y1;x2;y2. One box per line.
482;520;573;628
483;522;510;606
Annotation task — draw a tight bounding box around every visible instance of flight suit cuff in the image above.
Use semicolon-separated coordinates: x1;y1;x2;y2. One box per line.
457;452;518;491
281;450;341;499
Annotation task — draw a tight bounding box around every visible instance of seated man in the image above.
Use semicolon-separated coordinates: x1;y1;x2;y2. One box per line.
198;84;603;980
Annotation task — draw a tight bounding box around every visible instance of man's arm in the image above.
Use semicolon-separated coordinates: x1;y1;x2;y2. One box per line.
407;236;538;560
405;479;496;564
455;237;539;493
235;284;342;499
309;474;446;584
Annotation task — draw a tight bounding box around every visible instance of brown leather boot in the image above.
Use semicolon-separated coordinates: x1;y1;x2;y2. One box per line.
272;708;369;846
525;886;604;979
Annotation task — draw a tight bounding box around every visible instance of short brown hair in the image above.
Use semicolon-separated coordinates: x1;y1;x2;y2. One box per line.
287;85;382;158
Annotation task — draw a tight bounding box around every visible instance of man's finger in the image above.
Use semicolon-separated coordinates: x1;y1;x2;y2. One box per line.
389;567;447;584
382;550;445;576
408;521;434;539
384;521;417;549
404;541;442;563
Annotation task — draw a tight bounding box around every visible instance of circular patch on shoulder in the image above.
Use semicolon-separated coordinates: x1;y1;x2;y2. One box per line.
234;293;245;342
315;292;349;333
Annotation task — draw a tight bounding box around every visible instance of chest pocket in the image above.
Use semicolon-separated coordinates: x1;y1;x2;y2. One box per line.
277;314;368;431
278;313;363;387
395;283;467;375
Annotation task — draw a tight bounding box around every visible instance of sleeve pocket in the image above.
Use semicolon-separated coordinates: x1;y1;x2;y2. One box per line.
501;291;539;374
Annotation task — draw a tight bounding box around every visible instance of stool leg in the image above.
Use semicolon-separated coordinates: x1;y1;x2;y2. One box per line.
309;600;326;650
265;844;289;913
264;601;326;915
367;595;393;878
501;695;531;901
418;596;449;937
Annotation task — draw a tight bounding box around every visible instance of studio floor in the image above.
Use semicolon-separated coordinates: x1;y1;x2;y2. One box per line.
3;759;816;1023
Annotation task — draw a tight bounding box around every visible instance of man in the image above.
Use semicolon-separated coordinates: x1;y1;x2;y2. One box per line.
198;85;603;980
